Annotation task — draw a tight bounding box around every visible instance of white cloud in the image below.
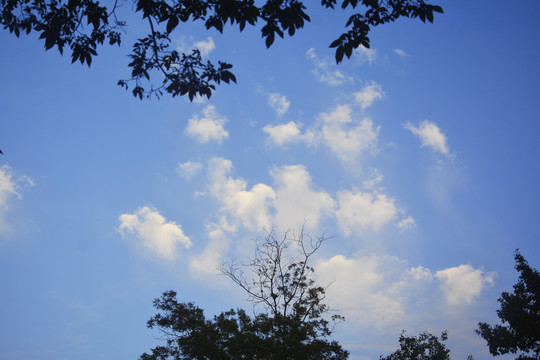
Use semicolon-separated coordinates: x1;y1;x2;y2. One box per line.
336;189;397;236
207;158;276;231
394;48;410;59
317;254;408;328
263;121;303;147
176;161;203;180
0;165;33;233
306;48;353;85
193;36;215;57
405;120;449;154
206;159;336;232
361;169;384;190
397;216;416;230
189;221;231;276
318;104;379;165
353;82;384;109
435;264;495;306
268;93;290;117
408;266;433;281
271;165;335;231
206;158;410;235
118;206;191;261
354;45;377;65
264;85;384;165
316;253;496;336
185;105;229;143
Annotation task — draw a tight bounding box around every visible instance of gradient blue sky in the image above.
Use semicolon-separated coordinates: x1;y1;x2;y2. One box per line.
1;1;539;359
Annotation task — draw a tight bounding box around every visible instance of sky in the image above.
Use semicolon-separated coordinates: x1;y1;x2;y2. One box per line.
1;1;540;359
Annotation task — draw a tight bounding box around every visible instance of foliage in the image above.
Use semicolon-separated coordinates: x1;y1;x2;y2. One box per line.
379;331;451;360
476;250;540;360
1;0;443;100
140;228;349;359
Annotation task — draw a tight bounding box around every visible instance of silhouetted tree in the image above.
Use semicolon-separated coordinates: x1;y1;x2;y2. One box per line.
140;228;349;359
380;331;451;360
476;250;540;360
1;0;443;100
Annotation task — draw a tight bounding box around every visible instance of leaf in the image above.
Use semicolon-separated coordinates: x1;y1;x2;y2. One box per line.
335;46;344;63
166;15;179;34
329;39;341;48
432;5;444;14
265;32;275;48
427;10;433;23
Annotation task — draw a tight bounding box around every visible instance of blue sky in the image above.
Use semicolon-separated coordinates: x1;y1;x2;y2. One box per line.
1;1;539;359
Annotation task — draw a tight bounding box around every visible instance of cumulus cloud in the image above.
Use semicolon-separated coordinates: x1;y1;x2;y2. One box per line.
271;165;335;231
317;254;408;328
207;158;276;231
263;84;383;165
354;82;384;109
0;165;33;233
263;121;305;147
206;158;338;232
336;189;397;236
176;161;203;179
193;36;215;57
435;265;495;306
405;120;449;154
189;221;232;276
318;104;379;165
205;158;408;235
268;93;290;116
185;105;229;143
118;206;191;261
306;48;353;85
316;253;496;333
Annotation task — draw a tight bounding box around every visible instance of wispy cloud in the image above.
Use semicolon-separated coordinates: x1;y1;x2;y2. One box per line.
405;120;449;154
118;206;191;261
268;93;290;117
394;48;410;59
176;161;203;180
185;105;229;143
354;45;378;65
0;165;34;234
193;36;215;57
306;48;354;85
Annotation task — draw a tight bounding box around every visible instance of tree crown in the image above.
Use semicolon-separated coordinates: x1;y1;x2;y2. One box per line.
1;0;443;100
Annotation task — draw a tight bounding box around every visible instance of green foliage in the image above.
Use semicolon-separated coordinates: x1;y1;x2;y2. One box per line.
380;331;451;360
140;229;349;360
476;250;540;360
1;0;443;100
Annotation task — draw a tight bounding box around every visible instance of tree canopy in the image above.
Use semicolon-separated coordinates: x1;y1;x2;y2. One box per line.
476;250;540;360
1;0;443;100
140;228;349;359
380;331;451;360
